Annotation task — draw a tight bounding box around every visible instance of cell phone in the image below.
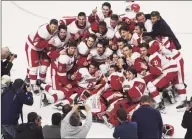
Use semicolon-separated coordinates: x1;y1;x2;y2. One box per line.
78;105;85;110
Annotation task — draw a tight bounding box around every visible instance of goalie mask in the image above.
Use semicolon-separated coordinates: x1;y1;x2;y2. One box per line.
163;124;174;136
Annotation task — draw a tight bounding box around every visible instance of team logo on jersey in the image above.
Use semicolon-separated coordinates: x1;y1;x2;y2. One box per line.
138;84;143;90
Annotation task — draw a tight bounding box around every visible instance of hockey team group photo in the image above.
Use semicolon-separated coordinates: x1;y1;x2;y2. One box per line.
1;1;192;139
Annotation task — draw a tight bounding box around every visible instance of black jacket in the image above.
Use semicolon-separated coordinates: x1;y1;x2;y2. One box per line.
1;83;33;125
1;60;13;77
132;105;163;139
181;108;192;139
15;123;44;139
143;16;181;50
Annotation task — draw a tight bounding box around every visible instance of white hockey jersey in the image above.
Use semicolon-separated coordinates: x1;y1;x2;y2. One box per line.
27;24;55;51
90;47;113;63
67;20;90;35
77;41;91;56
77;68;101;89
50;32;71;49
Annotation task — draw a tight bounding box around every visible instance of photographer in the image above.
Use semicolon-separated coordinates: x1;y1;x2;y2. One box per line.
181;97;192;139
15;112;44;139
1;78;33;139
1;75;11;94
60;104;92;138
1;47;17;77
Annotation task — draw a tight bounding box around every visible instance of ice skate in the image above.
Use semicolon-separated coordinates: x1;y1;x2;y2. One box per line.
102;115;113;128
36;79;46;90
53;102;64;110
41;93;50;107
176;95;189;110
155;100;166;114
164;89;177;104
176;99;187;109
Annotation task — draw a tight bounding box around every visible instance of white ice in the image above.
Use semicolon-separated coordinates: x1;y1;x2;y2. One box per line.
2;1;192;138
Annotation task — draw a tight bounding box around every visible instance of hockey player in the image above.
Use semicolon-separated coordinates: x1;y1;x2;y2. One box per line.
119;26;140;52
135;12;153;32
39;81;75;105
25;19;58;93
132;22;146;44
51;41;77;90
104;14;119;32
102;65;125;105
122;67;147;103
94;67;146;127
39;24;71;81
139;42;179;110
89;39;113;71
88;2;112;23
142;36;187;109
89;21;115;40
76;34;97;67
67;12;91;42
121;44;141;67
72;62;105;99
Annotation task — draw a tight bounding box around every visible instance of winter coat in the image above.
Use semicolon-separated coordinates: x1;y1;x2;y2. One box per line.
60;110;92;138
1;60;13;77
43;125;61;139
15;122;44;139
181;108;192;139
113;121;138;139
143;16;181;50
132;105;163;139
1;83;33;125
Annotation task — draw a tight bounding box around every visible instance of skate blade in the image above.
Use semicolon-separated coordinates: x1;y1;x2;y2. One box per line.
176;107;186;112
102;116;113;128
159;108;166;114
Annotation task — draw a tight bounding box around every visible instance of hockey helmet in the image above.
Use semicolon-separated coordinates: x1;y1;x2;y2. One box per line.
163;124;174;136
131;4;140;13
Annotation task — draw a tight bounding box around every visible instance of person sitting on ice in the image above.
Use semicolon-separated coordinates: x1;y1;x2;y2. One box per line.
37;62;105;106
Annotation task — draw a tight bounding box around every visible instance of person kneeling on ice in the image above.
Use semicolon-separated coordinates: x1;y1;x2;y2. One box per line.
113;108;138;139
60;104;92;138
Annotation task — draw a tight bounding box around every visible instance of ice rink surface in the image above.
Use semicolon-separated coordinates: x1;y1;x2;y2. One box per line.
2;1;192;138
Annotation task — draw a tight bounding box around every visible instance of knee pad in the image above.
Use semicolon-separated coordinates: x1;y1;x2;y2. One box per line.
39;65;48;74
29;67;38;75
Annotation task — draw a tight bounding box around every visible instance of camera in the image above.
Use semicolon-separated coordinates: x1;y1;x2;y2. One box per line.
21;81;30;92
6;53;17;60
78;104;85;110
74;94;85;110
